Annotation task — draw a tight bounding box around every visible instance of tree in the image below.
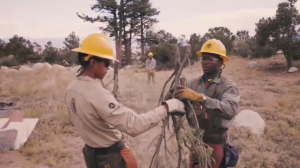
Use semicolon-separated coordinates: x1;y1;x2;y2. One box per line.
255;0;300;70
77;0;127;69
63;31;80;51
0;39;6;57
236;30;250;41
134;0;160;57
203;27;235;54
43;41;59;63
189;33;204;63
4;35;35;63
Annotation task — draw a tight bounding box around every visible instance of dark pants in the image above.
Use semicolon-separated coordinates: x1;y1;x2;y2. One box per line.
82;141;138;168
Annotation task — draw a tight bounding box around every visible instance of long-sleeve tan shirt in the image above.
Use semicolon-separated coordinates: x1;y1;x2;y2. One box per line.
64;76;167;148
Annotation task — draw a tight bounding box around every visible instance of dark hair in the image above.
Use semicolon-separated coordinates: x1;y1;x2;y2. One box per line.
77;52;109;76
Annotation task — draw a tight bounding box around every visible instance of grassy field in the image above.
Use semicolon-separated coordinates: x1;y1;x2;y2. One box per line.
0;55;300;168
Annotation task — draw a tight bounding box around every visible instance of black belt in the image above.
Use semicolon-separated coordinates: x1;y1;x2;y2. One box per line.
85;141;125;155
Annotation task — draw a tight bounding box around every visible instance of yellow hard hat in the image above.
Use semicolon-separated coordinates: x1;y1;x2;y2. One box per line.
72;33;119;62
148;52;153;57
196;39;229;62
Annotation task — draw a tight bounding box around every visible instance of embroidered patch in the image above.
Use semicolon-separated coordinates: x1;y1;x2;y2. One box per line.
230;87;239;96
109;103;115;109
70;98;77;113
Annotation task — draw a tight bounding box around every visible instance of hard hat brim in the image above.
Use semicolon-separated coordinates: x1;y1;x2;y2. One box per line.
196;51;229;62
72;47;119;62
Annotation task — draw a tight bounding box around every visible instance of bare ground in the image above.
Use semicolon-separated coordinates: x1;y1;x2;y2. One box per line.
0;55;300;168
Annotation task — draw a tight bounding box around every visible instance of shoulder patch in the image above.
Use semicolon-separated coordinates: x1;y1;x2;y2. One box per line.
70;98;77;113
230;87;239;96
109;103;116;109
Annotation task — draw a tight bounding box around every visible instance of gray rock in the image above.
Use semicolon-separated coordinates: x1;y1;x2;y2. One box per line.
0;129;18;151
288;67;298;73
232;110;265;135
247;61;258;69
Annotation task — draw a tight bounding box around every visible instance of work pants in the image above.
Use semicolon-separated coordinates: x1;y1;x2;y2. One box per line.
83;141;138;168
147;70;155;84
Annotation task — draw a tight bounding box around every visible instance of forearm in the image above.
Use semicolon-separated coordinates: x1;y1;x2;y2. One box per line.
202;97;238;120
105;106;168;137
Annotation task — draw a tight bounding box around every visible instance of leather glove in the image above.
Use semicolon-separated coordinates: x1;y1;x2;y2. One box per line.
174;86;205;102
162;98;185;115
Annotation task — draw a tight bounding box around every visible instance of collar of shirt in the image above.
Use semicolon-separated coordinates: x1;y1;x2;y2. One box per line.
200;74;221;84
77;76;104;87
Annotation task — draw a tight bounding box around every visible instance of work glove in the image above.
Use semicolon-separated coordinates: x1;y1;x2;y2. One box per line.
173;86;205;102
162;98;185;116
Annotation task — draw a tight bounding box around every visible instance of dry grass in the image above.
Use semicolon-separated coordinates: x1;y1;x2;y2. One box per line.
0;54;300;168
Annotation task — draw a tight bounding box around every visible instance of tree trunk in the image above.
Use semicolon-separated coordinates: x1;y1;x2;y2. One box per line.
140;16;145;56
286;55;292;71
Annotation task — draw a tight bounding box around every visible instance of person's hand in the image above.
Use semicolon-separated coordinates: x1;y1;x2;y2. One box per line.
174;86;205;102
162;98;185;115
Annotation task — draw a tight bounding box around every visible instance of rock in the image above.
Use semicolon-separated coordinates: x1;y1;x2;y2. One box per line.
0;66;9;71
32;63;45;71
0;129;18;151
43;63;52;70
247;61;258;69
19;65;32;72
288;67;298;73
52;64;65;71
232;110;265;135
72;65;81;73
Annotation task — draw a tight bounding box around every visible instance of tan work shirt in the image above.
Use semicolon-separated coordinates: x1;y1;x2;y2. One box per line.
64;76;167;148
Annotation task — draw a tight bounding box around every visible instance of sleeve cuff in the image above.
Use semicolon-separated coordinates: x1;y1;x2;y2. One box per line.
203;96;218;109
154;105;168;119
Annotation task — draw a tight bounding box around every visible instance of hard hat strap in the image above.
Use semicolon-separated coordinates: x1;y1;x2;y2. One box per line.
84;54;92;61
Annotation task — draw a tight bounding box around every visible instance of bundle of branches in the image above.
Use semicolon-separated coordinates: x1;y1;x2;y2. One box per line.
149;44;213;168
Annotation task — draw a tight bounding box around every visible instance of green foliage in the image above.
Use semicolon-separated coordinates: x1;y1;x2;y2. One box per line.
203;27;235;54
63;31;80;51
255;0;300;69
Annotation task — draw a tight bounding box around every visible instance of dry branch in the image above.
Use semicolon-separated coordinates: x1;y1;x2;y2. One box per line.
149;44;211;168
112;62;119;98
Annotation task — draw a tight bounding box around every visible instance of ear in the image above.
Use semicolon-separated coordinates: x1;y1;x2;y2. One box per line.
89;59;95;67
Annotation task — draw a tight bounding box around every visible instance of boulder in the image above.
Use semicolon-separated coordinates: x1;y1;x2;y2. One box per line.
52;64;65;71
288;67;298;73
43;63;52;70
232;110;265;135
0;66;9;71
32;63;45;71
19;65;32;72
247;61;258;69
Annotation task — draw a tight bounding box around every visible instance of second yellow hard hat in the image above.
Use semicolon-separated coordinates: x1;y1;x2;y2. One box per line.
196;39;229;62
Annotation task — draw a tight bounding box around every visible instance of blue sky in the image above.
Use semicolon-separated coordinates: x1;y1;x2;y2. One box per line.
0;0;297;48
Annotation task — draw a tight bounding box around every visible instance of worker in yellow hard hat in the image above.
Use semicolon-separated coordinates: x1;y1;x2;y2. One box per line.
64;33;186;168
146;52;156;84
165;39;240;168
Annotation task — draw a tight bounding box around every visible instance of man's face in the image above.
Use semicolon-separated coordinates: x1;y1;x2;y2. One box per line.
201;53;223;74
90;58;110;80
